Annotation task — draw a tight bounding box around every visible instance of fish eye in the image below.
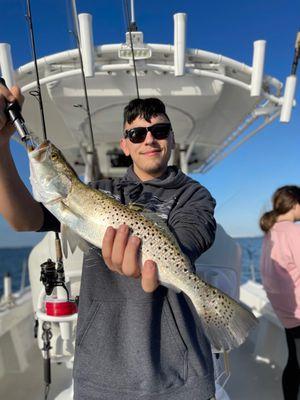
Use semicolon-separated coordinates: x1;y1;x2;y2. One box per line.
51;153;58;161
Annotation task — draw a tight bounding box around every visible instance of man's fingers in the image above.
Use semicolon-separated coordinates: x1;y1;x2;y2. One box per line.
122;236;141;277
101;226;116;269
0;85;23;134
101;225;158;290
10;86;24;107
0;84;15;103
110;225;129;272
141;260;159;293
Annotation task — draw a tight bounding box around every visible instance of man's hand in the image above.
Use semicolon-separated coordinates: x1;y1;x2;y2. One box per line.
102;224;159;293
0;85;24;146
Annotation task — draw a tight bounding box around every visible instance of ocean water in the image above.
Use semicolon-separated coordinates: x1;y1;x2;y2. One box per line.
0;237;263;297
0;247;32;296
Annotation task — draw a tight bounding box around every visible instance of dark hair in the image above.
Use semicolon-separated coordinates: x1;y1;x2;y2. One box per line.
259;185;300;233
123;98;170;127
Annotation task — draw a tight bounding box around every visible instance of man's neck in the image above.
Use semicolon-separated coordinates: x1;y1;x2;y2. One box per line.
133;165;168;182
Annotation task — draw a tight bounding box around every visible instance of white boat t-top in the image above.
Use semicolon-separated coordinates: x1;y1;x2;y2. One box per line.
0;9;297;179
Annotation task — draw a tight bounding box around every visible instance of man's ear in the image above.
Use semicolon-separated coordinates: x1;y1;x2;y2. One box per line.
170;131;175;150
120;138;130;156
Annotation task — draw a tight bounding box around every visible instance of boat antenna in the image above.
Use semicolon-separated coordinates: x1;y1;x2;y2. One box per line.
129;0;138;31
123;0;140;98
68;0;101;180
291;31;300;75
25;0;48;141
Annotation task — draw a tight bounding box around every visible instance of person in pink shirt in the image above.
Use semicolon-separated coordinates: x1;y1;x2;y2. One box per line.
260;185;300;400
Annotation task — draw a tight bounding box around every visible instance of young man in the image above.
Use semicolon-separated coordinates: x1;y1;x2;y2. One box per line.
0;87;217;400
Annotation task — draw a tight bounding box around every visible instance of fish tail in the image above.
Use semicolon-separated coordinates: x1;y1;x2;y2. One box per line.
200;300;258;351
189;280;258;351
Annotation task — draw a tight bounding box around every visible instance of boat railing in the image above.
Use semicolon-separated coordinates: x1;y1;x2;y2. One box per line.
0;263;31;311
245;247;257;283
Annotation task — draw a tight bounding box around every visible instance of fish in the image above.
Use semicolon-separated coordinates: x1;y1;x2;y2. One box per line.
28;140;258;351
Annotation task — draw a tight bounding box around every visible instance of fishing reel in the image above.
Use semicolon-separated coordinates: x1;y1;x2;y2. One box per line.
40;258;68;297
40;258;78;317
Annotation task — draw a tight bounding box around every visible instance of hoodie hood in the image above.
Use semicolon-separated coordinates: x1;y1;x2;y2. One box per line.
121;165;190;189
113;165;197;218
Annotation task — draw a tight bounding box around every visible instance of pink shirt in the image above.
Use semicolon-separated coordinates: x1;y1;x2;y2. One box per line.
260;221;300;328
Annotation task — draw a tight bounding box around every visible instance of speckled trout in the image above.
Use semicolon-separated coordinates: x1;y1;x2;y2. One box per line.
28;141;258;351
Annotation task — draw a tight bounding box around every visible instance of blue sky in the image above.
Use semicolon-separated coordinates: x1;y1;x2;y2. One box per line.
0;0;299;247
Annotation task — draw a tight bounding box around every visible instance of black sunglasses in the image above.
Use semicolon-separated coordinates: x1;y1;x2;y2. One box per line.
124;122;172;143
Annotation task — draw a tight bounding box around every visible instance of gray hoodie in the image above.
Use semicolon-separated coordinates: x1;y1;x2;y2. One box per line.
40;166;216;400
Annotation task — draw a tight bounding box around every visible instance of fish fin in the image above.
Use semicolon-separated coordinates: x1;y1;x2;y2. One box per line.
61;224;69;258
61;224;78;255
128;202;145;212
127;203;177;244
59;201;83;219
141;210;177;242
190;276;258;351
58;202;90;256
45;196;64;206
97;188;121;202
77;238;91;254
61;224;91;257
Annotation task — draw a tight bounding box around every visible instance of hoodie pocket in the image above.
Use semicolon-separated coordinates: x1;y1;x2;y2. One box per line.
74;296;188;395
76;299;102;347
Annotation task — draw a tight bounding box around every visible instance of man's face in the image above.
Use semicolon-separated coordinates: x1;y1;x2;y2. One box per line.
120;114;175;181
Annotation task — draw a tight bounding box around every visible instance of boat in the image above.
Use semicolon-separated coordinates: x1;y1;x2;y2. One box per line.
0;1;298;399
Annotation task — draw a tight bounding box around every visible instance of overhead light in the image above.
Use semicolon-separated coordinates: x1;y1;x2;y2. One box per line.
118;46;152;60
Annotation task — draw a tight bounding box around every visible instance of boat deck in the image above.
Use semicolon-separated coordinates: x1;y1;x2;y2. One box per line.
0;344;72;400
226;339;283;400
0;337;284;400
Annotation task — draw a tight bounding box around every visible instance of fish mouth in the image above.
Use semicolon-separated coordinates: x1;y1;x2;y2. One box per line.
28;140;51;161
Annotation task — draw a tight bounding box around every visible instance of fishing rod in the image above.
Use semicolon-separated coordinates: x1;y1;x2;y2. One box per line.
123;0;140;98
69;2;96;152
18;3;56;398
0;0;46;149
68;0;101;181
25;0;48;142
291;31;300;75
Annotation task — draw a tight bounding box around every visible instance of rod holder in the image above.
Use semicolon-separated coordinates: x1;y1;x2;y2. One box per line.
3;272;12;301
0;43;15;88
174;13;187;77
280;75;297;123
251;40;266;97
78;13;95;78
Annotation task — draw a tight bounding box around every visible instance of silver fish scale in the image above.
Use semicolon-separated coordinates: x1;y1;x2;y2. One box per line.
200;286;235;325
94;195;189;278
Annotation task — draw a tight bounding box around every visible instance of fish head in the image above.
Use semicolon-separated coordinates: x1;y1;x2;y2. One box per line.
28;141;77;204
